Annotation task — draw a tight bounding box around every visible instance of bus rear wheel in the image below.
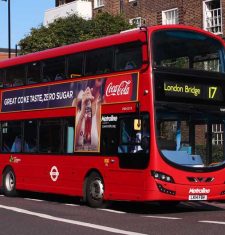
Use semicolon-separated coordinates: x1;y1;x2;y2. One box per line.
2;167;17;197
86;172;105;208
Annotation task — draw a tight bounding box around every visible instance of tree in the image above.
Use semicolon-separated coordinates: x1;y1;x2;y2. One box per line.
18;13;134;55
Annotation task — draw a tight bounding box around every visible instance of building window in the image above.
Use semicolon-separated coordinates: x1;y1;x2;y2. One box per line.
129;17;145;27
162;8;179;25
212;124;224;145
94;0;104;8
203;0;222;34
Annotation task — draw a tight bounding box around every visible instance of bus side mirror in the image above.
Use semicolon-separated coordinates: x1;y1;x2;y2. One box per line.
134;119;141;131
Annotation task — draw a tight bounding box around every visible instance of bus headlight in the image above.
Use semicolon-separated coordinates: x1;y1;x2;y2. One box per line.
151;171;175;183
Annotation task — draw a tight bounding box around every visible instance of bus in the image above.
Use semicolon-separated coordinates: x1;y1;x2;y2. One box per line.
0;25;225;207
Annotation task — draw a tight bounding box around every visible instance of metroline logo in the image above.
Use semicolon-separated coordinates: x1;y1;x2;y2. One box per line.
189;188;210;194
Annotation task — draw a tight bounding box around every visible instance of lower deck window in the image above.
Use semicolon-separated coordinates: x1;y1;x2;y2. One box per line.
2;121;22;152
0;117;74;154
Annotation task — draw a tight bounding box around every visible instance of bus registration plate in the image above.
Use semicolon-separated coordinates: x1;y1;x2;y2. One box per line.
188;195;207;200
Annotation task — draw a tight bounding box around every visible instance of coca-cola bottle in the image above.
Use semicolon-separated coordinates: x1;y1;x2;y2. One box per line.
84;99;92;145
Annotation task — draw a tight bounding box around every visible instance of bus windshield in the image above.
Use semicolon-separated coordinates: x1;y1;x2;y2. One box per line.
156;104;225;169
153;30;225;73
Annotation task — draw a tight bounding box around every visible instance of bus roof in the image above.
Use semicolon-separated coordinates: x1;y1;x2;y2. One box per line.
0;25;223;69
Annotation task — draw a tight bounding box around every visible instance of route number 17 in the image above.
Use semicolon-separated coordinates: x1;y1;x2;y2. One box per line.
208;87;217;99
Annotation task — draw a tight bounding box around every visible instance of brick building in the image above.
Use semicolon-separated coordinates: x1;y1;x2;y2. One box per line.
91;0;225;39
48;1;225;39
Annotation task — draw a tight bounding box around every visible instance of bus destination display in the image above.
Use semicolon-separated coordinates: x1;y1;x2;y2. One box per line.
163;80;224;102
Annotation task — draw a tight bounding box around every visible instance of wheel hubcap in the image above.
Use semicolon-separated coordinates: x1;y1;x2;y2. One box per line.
5;171;15;192
90;179;104;200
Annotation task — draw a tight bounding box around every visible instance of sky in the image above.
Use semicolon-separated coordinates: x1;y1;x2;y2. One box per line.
0;0;55;49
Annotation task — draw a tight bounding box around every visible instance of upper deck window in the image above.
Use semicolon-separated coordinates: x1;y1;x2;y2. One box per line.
0;41;143;90
42;56;66;82
6;65;26;87
68;53;84;78
153;30;225;73
115;42;142;71
27;62;41;84
85;47;114;76
0;70;5;88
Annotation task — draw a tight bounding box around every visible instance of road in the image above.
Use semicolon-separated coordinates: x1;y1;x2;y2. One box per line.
0;192;225;235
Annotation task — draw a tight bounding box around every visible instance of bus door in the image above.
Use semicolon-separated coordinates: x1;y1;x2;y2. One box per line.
101;114;150;200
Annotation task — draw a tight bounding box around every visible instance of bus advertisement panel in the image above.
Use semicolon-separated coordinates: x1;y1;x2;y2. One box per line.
1;73;138;113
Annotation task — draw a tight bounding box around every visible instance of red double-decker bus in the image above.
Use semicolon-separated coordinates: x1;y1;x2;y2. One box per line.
0;25;225;207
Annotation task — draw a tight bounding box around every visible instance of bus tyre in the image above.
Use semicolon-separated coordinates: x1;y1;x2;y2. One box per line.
86;172;105;208
2;168;17;197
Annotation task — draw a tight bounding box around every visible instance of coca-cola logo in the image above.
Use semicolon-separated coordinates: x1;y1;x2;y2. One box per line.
105;80;131;97
103;73;137;103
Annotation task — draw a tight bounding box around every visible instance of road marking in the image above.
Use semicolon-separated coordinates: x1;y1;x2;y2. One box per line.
24;198;43;202
143;215;182;220
65;204;80;207
0;204;148;235
0;195;4;197
199;220;225;225
98;209;126;214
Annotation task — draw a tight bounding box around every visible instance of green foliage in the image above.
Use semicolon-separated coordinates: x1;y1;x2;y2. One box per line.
18;12;134;55
195;144;224;165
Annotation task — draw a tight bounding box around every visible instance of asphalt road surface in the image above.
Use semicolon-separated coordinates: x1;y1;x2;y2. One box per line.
0;192;225;235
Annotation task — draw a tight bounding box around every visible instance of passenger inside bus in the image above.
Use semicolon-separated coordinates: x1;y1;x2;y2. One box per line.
124;61;136;70
11;136;22;152
11;136;29;152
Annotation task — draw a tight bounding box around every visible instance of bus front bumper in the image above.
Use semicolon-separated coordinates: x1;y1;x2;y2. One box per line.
145;181;225;201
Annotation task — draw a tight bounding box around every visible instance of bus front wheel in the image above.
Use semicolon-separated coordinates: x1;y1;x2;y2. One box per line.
86;172;105;208
2;167;17;197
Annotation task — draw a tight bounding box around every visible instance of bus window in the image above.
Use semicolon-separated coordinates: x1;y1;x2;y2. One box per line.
27;62;41;84
156;106;225;168
42;56;66;82
39;119;62;153
1;121;22;153
24;120;38;153
0;69;5;88
85;47;114;76
118;115;149;154
118;115;150;169
5;65;26;87
153;30;225;73
115;42;142;71
68;53;83;78
64;118;74;153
